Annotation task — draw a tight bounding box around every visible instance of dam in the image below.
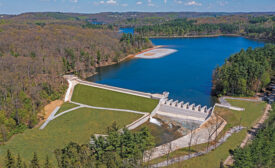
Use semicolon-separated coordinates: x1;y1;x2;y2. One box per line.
157;98;212;123
65;75;213;126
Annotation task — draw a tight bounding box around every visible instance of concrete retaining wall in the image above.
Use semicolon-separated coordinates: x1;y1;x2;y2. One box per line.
127;99;162;130
144;117;227;161
156;111;205;122
76;79;153;99
126;114;150;130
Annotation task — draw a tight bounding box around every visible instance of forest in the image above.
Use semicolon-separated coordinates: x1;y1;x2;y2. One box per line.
135;18;239;36
232;103;275;168
4;123;155;168
134;16;275;41
0;19;152;142
212;44;275;96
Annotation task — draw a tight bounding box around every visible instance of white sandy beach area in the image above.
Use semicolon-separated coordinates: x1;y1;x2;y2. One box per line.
135;48;177;59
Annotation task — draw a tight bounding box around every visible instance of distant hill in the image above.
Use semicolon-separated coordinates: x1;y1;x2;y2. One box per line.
2;11;275;24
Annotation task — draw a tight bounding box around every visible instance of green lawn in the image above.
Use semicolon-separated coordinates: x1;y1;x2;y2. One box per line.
225;99;266;128
148;99;266;168
55;102;79;115
0;108;142;166
71;84;159;112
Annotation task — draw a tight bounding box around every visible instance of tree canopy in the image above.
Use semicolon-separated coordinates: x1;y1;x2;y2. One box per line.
213;44;275;96
232;103;275;168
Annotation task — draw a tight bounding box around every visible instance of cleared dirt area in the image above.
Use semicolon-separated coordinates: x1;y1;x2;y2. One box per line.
36;100;64;128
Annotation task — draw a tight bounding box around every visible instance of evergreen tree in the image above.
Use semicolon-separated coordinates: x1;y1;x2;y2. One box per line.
44;155;52;168
232;103;275;168
213;44;275;96
30;152;40;168
16;154;23;168
23;162;28;168
5;150;15;168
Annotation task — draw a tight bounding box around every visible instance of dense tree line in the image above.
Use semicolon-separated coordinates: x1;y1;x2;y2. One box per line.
212;44;275;96
135;18;239;37
244;25;275;41
249;16;269;24
5;123;155;168
232;103;275;168
134;16;275;41
0;20;152;142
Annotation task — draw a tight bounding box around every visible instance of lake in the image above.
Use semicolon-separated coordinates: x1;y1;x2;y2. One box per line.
87;36;265;107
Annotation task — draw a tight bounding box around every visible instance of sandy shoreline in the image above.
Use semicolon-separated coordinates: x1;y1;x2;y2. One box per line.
96;45;163;68
135;47;177;59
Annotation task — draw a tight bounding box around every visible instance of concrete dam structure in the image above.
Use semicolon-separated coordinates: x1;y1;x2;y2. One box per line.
156;98;213;124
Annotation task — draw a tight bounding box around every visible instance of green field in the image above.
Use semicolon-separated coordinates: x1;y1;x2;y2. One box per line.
0;108;142;165
225;99;266;128
55;102;79;115
71;84;159;112
148;99;266;168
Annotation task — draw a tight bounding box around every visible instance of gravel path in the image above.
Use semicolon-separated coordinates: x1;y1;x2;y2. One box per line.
219;97;262;106
70;101;148;115
39;106;60;129
39;101;148;130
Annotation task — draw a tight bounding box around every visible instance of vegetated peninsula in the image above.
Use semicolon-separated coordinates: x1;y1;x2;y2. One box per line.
212;44;275;97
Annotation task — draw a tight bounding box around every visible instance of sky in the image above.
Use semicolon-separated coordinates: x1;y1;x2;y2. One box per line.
0;0;274;14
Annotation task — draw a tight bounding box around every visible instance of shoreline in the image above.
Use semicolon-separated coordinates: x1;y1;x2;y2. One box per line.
135;48;177;59
84;45;162;79
148;34;240;39
146;34;271;43
94;45;163;68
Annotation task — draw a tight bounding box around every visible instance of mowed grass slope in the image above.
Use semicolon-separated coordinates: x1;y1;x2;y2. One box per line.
0;108;142;166
153;99;266;168
166;130;247;168
225;99;266;128
71;84;159;112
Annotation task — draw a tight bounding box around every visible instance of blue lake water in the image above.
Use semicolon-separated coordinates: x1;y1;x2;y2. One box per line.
119;28;134;34
87;36;265;107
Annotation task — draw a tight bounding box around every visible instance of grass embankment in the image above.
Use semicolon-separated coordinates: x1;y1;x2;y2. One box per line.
148;99;266;168
0;108;142;166
55;102;79;115
71;84;159;112
165;130;247;168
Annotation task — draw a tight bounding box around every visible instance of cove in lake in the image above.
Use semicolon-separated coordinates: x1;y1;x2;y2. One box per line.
87;36;265;106
119;28;134;34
